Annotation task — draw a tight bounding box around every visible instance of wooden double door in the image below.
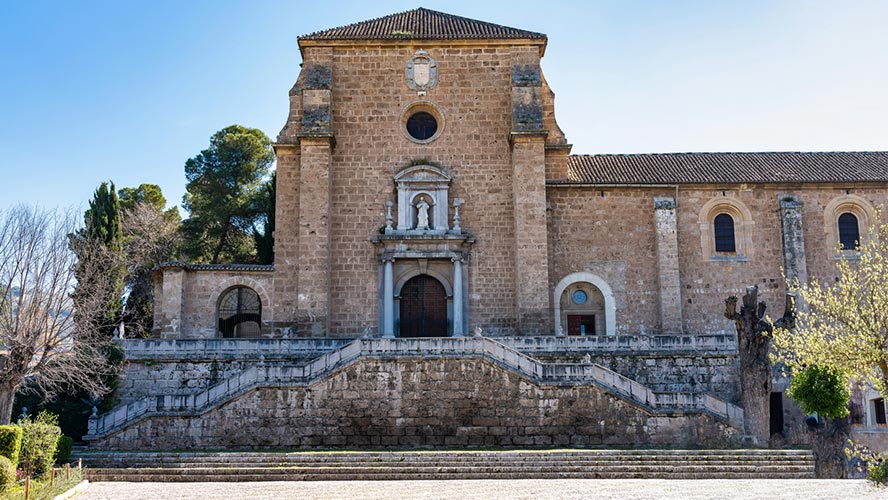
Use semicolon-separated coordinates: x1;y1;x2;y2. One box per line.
399;275;448;337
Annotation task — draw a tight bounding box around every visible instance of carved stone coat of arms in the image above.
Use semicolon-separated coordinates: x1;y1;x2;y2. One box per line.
405;49;438;93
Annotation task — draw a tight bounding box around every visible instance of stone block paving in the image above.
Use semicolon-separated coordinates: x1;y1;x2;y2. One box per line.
76;479;884;500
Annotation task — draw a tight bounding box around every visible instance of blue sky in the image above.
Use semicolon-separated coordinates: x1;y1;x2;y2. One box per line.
2;1;887;212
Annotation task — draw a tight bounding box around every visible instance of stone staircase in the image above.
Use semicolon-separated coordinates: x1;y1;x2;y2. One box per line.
78;449;815;481
86;338;743;441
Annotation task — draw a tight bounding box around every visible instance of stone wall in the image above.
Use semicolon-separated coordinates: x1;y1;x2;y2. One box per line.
268;41;576;337
546;185;888;335
94;357;737;450
536;353;740;403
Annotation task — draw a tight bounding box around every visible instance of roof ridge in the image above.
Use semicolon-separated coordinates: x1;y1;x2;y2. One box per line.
570;151;888;158
298;7;546;41
562;151;888;185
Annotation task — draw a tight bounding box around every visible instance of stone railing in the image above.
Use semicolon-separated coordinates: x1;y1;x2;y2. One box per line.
499;334;737;355
86;337;743;439
122;338;352;360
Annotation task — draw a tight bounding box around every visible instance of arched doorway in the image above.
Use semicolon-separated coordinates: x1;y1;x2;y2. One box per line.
560;282;605;336
399;274;448;337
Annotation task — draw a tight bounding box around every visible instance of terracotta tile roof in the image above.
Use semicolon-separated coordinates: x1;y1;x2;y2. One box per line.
299;7;546;41
561;152;888;185
157;261;273;272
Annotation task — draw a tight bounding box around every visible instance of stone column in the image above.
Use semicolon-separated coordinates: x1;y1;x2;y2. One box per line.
382;257;395;338
510;52;551;335
654;196;683;333
452;257;464;337
779;194;808;287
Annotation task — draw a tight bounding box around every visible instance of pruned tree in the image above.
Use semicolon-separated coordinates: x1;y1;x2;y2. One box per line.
118;183;181;223
725;285;793;445
120;201;181;336
0;206;118;424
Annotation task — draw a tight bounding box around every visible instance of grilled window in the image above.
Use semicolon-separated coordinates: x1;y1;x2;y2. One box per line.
838;212;860;250
217;286;261;338
713;213;736;253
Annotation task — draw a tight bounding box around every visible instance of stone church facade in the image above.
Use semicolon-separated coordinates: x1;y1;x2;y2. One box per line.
85;9;888;450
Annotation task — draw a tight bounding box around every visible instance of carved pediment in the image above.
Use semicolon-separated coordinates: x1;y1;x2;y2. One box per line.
394;164;451;185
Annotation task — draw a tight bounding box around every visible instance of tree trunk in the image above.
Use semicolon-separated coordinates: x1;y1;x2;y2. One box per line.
813;417;850;478
725;285;791;446
211;221;231;264
0;383;16;425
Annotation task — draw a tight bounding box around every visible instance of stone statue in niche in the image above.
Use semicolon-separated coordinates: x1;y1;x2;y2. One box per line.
415;197;431;230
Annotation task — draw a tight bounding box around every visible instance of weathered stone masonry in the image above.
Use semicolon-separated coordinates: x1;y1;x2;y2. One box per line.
95;8;888;450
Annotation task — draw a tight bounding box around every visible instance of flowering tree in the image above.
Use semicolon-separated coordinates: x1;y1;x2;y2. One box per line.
771;211;888;398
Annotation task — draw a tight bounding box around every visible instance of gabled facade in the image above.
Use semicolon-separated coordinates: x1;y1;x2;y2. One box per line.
89;8;888;451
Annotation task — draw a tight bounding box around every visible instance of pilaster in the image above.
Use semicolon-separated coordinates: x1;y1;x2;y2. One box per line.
157;265;185;338
654;196;683;333
296;135;334;336
270;143;300;334
510;53;550;335
778;194;808;287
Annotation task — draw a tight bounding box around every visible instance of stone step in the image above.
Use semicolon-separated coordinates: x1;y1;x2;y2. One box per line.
77;452;813;463
78;449;814;481
86;463;810;475
80;460;811;469
77;449;812;457
87;471;816;481
78;456;812;466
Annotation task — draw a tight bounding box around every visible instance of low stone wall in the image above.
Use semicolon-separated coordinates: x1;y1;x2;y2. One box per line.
95;357;738;450
116;339;351;404
540;354;740;404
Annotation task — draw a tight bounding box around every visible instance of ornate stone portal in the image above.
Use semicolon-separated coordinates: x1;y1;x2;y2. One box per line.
372;165;474;338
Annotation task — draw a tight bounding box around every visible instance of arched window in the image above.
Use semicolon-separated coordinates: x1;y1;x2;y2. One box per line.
838;212;860;250
217;286;261;338
713;213;736;253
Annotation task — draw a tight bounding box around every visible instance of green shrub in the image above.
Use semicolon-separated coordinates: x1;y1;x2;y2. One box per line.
54;435;73;465
787;365;850;419
0;425;22;467
18;411;61;477
868;456;888;485
0;455;14;491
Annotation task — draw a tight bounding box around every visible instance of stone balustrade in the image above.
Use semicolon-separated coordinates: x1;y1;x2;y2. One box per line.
122;338;352;360
88;337;743;440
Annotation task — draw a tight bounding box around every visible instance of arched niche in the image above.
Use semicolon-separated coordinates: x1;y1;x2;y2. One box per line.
553;272;616;336
394;165;451;233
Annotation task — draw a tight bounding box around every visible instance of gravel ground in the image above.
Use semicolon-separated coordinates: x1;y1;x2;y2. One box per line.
75;479;885;500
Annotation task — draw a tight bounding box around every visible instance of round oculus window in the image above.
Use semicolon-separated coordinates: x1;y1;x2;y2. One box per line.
406;111;438;141
572;290;588;305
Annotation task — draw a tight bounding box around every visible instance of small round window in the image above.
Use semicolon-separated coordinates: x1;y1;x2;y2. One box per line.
572;290;588;305
401;102;445;144
406;111;437;141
